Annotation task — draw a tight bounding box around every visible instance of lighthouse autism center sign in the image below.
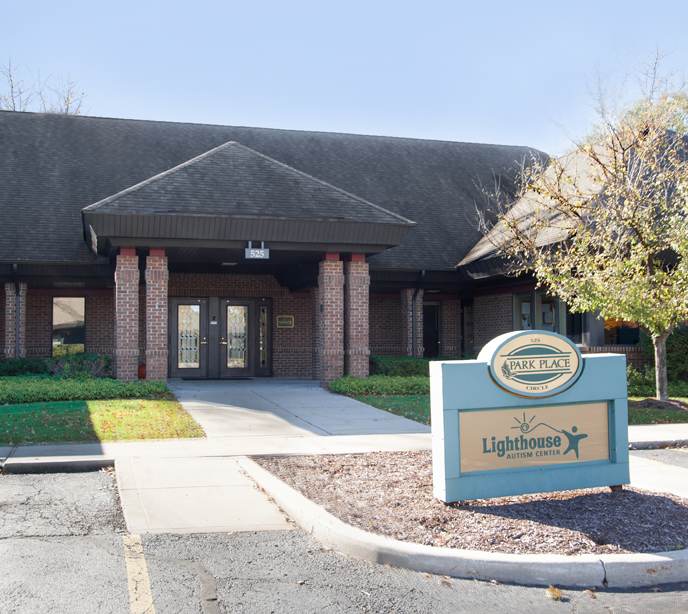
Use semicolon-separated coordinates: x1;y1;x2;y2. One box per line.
431;330;630;503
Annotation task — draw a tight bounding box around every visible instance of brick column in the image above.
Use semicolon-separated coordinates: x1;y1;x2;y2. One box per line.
311;286;321;381
4;282;26;359
115;248;140;382
344;255;370;377
401;287;424;357
145;249;169;381
318;254;345;387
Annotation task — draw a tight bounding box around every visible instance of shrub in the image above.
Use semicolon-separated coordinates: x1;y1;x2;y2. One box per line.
369;355;458;377
639;327;688;381
46;353;113;378
627;364;688;397
0;358;50;377
0;375;172;405
329;375;429;396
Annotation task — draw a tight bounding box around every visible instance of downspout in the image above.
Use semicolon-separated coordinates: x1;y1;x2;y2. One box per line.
411;270;425;358
12;264;20;359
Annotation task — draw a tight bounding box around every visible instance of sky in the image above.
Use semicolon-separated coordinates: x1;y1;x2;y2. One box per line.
2;1;688;156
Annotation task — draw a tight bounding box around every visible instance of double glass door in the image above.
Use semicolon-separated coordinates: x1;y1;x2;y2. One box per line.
169;297;271;378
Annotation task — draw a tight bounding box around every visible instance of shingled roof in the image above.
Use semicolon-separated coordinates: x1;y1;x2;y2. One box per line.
0;111;547;269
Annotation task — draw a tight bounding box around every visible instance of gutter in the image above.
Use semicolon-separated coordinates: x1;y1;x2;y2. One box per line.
411;270;425;358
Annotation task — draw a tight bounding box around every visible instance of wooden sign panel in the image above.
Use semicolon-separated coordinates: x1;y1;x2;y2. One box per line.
459;402;609;473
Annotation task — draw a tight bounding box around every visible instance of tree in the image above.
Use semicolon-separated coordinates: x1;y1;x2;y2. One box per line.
1;58;85;115
480;59;688;401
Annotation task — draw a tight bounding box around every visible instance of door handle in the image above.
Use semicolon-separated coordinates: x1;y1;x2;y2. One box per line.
220;341;228;345
200;341;207;345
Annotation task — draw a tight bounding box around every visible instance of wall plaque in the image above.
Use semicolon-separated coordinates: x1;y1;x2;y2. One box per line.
431;330;629;503
276;315;294;328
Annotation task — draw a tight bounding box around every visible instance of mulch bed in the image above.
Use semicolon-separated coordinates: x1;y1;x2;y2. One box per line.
628;398;688;411
254;451;688;556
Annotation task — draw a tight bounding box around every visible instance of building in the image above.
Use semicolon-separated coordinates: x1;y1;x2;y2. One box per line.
0;111;645;384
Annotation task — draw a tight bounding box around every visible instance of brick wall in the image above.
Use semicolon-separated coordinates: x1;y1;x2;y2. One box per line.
581;346;651;370
318;260;345;385
85;295;115;356
115;253;140;382
401;288;424;356
344;259;370;377
145;253;169;381
440;299;461;358
474;293;513;352
26;294;52;358
4;283;26;359
370;297;403;355
0;290;4;354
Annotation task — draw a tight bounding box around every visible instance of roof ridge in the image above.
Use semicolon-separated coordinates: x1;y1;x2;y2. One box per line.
83;140;416;225
0;110;542;151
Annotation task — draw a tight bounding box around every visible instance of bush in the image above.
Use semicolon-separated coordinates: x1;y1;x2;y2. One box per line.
0;358;50;377
639;327;688;381
329;375;429;396
369;355;459;377
46;353;113;378
627;364;688;397
0;375;172;405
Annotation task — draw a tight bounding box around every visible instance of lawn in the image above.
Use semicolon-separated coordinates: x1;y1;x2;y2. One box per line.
355;394;688;426
0;398;205;445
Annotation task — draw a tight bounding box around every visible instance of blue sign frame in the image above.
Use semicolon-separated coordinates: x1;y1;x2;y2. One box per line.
431;351;630;503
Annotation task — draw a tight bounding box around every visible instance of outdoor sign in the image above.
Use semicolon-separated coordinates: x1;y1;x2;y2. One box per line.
276;315;294;328
431;330;630;503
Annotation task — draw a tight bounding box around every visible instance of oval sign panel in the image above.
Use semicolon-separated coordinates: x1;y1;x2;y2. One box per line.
478;331;583;398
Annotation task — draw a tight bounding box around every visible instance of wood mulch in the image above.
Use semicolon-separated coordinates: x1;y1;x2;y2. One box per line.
628;398;688;412
254;451;688;556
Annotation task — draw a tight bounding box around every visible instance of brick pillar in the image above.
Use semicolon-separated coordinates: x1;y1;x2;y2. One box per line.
401;287;424;357
115;248;139;382
4;282;26;359
318;254;345;387
145;249;169;381
344;255;370;377
311;287;321;381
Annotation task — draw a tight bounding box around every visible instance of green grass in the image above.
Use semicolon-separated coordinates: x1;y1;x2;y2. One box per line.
0;398;205;445
628;397;688;425
354;395;431;425
354;394;688;427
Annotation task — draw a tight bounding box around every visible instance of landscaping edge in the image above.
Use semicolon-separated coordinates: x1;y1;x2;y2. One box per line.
237;456;688;588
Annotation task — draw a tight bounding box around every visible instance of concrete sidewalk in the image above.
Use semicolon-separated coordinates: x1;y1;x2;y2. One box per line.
1;380;687;536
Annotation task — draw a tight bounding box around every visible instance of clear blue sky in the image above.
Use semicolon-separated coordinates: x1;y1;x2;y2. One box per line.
3;1;687;155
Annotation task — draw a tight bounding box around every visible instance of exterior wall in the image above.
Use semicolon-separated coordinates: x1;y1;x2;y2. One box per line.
474;293;513;352
169;273;313;377
401;288;424;356
85;295;115;356
370;297;403;355
26;294;52;358
344;259;369;378
0;290;4;353
581;346;651;370
114;252;140;382
317;260;345;385
4;283;26;359
440;299;461;358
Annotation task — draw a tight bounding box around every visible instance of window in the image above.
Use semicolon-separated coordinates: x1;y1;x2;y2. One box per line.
52;297;85;356
513;292;564;333
604;318;640;345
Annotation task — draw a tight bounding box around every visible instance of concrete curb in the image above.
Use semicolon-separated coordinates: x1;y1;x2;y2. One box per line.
2;458;114;473
237;457;688;588
629;439;688;450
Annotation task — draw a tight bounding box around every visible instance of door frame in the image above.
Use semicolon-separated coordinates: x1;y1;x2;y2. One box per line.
168;296;272;379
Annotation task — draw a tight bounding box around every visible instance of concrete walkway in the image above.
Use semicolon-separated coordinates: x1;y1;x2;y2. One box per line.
1;380;687;536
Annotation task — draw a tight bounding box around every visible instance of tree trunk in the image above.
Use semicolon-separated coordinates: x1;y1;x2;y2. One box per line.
653;333;670;401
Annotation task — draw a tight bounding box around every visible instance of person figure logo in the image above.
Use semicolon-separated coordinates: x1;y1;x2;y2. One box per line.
561;426;588;459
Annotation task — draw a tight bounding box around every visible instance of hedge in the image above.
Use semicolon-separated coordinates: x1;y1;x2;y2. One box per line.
0;375;173;405
0;354;113;378
329;375;429;396
369;355;461;377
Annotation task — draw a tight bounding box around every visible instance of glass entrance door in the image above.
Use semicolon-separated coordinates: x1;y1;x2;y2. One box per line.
169;297;271;378
169;298;208;378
